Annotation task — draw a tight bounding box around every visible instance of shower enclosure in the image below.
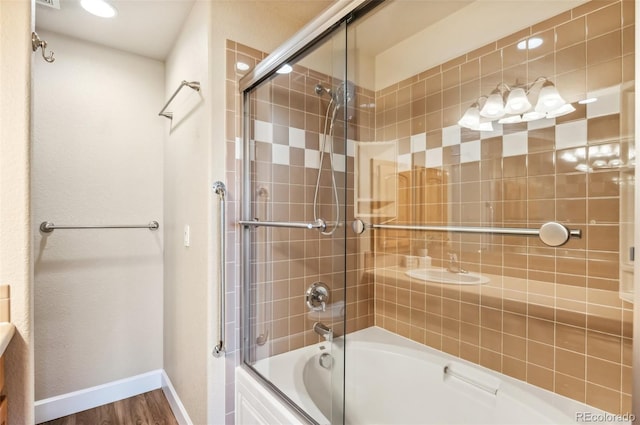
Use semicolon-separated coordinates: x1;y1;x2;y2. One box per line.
237;0;636;423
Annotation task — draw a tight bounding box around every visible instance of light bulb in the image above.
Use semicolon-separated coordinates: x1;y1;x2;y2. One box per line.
522;111;546;122
480;89;505;119
546;103;576;119
498;115;524;124
535;81;566;113
504;88;531;114
458;104;481;129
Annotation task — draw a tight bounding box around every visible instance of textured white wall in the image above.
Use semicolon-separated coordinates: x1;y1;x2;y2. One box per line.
0;0;35;423
162;2;211;424
159;2;333;423
32;31;164;400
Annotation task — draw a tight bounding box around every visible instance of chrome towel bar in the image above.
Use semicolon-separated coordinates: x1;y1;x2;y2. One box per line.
40;221;159;233
239;218;327;231
158;80;201;120
351;219;581;247
212;181;227;358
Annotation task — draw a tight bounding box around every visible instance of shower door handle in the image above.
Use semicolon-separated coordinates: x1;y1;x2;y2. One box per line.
212;181;226;358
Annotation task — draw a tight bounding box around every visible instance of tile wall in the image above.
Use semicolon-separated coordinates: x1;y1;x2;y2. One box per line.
225;42;376;368
373;0;634;414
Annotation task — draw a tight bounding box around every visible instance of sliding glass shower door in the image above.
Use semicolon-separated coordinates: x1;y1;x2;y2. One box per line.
241;21;349;425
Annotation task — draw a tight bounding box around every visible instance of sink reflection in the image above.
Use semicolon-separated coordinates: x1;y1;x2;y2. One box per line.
406;268;490;285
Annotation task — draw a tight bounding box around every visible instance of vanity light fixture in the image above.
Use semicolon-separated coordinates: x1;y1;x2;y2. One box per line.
460;77;571;130
80;0;117;18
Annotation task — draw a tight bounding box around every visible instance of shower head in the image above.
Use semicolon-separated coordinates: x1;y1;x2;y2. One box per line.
315;81;354;108
315;83;333;97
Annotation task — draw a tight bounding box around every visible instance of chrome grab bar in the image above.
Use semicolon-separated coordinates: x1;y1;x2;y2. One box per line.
40;221;159;233
352;219;581;248
239;218;327;231
212;181;226;358
158;80;201;120
444;366;499;395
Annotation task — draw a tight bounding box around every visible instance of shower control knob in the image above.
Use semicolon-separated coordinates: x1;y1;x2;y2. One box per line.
306;282;329;312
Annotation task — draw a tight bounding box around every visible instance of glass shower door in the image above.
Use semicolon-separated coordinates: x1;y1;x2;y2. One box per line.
242;21;348;425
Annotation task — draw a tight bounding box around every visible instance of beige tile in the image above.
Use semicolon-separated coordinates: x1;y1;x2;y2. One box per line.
528;317;555;345
442;67;460;90
556;173;587;198
479;348;502;372
503;356;527;380
588;115;620;144
556;17;586;50
587;356;622;390
556;347;586;379
503;312;527;337
468;42;497;60
460;342;480;363
503;334;526;359
556;323;586;353
528;54;555;83
480;50;502;76
557;199;586;223
555;372;587;402
527;29;555;60
528;341;554;369
586;2;622;39
587;330;621;362
587;225;619;252
587;58;622;91
527;363;554;391
556;43;586;75
497;28;531;49
573;0;617;18
586;383;622;414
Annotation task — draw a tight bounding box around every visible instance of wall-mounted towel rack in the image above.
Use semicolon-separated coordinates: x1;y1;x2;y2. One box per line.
40;221;159;233
158;80;201;120
351;219;581;247
239;218;327;231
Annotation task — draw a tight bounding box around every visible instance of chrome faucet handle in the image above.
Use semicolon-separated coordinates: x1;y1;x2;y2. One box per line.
306;282;330;312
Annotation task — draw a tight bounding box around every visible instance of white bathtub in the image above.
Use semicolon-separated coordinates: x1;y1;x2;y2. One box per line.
244;327;630;425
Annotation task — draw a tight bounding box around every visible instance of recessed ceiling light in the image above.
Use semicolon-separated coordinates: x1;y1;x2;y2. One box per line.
578;97;598;104
517;37;543;50
80;0;117;18
236;62;250;71
276;64;292;74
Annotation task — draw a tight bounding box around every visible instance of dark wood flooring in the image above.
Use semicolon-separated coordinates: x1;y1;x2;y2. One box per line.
38;389;179;425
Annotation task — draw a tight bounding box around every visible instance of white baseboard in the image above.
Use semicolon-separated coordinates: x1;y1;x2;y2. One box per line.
161;370;194;425
34;369;192;424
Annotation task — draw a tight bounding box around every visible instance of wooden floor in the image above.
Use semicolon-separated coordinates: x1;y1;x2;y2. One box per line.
38;389;179;425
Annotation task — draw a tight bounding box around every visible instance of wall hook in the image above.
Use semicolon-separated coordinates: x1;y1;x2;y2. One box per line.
32;32;55;63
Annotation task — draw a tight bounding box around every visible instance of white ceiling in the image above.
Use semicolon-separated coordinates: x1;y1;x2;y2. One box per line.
35;0;335;61
36;0;196;60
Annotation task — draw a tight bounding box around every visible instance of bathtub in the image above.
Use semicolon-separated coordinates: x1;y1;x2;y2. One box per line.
242;327;630;425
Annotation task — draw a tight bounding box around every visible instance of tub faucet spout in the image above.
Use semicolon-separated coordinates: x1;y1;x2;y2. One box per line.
313;322;333;342
447;252;468;274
